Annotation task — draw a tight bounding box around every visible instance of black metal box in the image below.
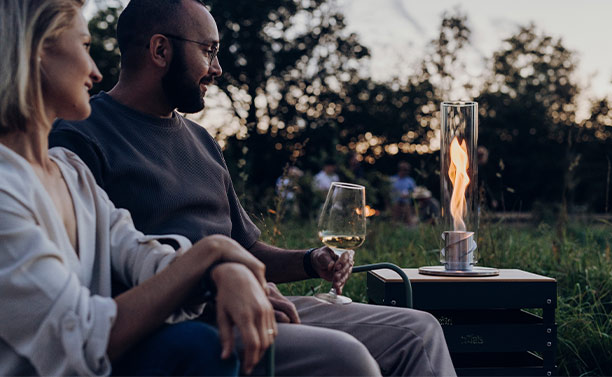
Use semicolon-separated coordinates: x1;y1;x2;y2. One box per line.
367;268;557;376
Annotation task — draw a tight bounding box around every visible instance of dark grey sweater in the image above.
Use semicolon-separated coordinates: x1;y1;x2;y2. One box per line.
49;92;260;248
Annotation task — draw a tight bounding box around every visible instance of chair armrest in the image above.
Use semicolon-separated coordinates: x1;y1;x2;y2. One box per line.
352;263;413;308
265;343;275;377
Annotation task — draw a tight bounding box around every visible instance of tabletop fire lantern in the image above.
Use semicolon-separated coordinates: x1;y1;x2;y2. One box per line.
419;101;498;276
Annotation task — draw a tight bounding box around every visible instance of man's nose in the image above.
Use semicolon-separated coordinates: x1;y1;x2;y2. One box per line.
209;56;222;77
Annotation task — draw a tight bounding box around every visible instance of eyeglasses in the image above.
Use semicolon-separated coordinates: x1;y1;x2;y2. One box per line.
155;33;219;66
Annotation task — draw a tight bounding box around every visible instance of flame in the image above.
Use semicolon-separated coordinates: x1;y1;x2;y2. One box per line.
356;205;379;217
448;137;470;231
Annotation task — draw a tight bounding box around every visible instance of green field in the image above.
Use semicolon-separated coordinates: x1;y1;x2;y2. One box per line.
257;216;612;376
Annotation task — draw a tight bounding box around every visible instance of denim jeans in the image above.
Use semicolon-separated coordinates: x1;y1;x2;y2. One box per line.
112;321;239;376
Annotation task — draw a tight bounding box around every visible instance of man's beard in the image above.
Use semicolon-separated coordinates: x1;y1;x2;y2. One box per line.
161;44;205;113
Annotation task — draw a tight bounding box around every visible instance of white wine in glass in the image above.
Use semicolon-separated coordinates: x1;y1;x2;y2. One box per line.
315;182;366;304
318;234;365;252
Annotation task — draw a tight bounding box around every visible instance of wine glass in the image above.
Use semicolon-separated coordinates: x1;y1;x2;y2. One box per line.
315;182;366;304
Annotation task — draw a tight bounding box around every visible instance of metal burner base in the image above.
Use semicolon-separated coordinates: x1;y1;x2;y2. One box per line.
418;265;499;277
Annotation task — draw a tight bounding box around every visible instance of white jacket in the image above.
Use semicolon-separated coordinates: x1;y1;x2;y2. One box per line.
0;145;193;376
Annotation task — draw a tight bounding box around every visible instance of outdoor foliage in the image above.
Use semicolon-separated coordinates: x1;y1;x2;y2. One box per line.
86;0;611;215
259;217;612;377
88;4;121;93
478;25;578;211
203;0;446;212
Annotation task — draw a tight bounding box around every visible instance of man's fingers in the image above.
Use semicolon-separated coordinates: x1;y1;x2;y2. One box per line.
270;298;300;323
268;293;300;324
216;310;235;360
282;302;300;324
333;275;346;294
287;305;300;324
274;309;291;323
333;255;353;293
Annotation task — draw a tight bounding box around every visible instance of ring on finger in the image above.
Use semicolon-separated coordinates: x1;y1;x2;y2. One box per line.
267;328;275;335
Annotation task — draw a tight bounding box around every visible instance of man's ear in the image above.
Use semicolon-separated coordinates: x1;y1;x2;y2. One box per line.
148;34;172;68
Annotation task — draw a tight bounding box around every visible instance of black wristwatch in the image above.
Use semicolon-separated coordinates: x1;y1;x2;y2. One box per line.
303;248;320;279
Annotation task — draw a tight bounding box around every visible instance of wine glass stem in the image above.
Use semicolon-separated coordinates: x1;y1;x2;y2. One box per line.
329;287;338;299
328;248;344;299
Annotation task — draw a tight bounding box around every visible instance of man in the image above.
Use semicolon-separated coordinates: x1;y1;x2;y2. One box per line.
390;161;417;224
412;186;441;225
313;159;339;194
50;0;456;375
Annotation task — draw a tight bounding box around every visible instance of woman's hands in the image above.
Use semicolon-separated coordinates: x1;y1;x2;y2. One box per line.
190;235;276;374
211;263;276;374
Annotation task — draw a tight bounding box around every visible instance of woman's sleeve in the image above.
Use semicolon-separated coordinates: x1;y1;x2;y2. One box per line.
0;191;116;376
97;187;204;322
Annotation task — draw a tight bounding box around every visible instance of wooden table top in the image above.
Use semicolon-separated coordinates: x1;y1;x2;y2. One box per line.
370;268;556;283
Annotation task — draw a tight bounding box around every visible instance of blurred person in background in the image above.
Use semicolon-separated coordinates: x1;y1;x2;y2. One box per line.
347;152;365;180
412;186;441;225
390;161;417;224
275;166;303;216
313;159;340;194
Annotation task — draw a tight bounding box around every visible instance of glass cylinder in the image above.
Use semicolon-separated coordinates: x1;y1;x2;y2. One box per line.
440;101;479;270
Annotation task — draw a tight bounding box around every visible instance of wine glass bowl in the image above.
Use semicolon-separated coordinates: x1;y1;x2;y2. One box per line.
315;182;366;304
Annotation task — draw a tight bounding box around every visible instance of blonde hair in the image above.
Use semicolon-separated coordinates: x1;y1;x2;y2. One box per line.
0;0;84;135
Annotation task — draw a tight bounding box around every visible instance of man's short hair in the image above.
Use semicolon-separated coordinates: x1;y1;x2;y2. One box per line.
398;161;411;172
116;0;204;67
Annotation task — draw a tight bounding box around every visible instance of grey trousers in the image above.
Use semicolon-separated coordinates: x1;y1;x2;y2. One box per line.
250;296;456;377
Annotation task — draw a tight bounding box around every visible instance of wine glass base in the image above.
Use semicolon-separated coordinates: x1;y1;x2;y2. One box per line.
314;292;352;304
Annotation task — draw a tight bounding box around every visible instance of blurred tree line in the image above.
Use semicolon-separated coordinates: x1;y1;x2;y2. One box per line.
87;0;612;218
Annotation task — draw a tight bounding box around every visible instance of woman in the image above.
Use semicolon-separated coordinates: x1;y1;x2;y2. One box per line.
0;0;275;375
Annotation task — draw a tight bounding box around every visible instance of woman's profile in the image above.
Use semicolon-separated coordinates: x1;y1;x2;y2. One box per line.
0;1;275;375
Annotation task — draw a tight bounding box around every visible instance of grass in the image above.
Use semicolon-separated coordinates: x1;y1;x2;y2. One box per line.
256;215;612;376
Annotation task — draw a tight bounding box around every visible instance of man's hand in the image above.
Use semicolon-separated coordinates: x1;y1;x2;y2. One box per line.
212;263;277;375
310;247;354;294
266;282;300;323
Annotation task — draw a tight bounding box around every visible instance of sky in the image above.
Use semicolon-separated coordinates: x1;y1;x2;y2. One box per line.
339;0;612;116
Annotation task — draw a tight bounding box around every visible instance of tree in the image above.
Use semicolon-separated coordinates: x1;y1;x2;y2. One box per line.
205;6;479;209
477;24;580;211
572;98;612;212
88;3;122;93
202;0;370;202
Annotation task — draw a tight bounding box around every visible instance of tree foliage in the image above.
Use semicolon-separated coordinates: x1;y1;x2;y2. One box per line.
477;25;580;210
88;4;122;93
477;24;611;212
572;99;612;211
85;1;612;213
